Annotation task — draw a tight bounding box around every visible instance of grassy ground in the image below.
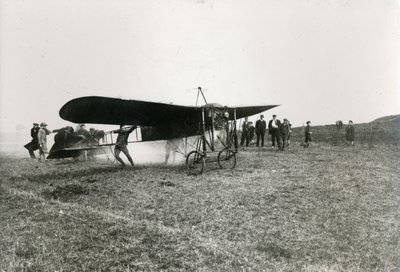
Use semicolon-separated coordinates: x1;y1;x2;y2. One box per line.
289;115;400;146
1;143;399;271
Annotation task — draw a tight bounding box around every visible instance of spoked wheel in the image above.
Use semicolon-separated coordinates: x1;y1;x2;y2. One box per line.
186;151;205;175
217;149;237;169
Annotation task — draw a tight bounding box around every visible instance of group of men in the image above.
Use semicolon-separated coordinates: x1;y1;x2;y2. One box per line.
336;119;355;146
24;122;52;162
239;117;256;147
240;114;293;150
25;122;137;166
241;115;356;149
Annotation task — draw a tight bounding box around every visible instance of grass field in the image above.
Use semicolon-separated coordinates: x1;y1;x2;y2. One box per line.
289;115;400;146
1;142;399;271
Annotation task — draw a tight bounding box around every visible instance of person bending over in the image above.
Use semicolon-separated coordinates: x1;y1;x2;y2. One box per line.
113;125;136;166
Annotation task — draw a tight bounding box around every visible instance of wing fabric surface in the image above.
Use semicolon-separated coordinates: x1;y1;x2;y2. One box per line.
59;96;278;139
227;105;279;120
60;96;202;126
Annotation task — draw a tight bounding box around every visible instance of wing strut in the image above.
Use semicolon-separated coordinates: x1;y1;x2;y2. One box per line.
196;87;208;106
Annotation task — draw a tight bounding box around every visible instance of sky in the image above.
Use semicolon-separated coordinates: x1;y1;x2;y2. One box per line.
0;0;399;134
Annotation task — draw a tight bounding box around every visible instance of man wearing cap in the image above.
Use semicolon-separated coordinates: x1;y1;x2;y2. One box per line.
345;120;355;146
24;123;40;159
279;119;291;150
113;125;136;167
268;114;282;148
248;121;255;146
255;115;267;147
38;122;52;162
304;121;312;148
240;117;250;147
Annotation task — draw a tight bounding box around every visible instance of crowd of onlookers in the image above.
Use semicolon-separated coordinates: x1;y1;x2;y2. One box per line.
240;115;355;150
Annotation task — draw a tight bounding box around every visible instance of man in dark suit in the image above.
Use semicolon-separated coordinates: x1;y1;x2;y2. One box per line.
279;118;290;150
345;120;355;146
240;117;250;146
24;123;40;159
304;121;312;148
268;114;282;148
255;115;267;147
248;122;255;146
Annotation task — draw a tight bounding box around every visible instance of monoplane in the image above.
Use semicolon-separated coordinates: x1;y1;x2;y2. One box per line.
48;87;278;174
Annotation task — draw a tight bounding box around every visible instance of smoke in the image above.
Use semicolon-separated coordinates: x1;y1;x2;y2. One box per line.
1;132;204;166
97;140;187;165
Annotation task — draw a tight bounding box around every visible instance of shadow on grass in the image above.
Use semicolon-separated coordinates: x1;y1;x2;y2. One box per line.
42;184;89;202
255;243;292;259
24;163;189;184
24;166;124;183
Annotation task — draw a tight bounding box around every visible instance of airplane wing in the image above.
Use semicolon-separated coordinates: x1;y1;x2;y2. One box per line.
60;96;201;126
226;105;279;120
60;96;278;125
59;96;278;141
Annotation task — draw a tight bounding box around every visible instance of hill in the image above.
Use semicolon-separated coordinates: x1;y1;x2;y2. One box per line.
371;114;400;123
288;115;400;146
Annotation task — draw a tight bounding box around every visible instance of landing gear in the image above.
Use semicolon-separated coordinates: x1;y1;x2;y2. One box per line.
217;150;236;169
186;150;205;175
185;102;238;174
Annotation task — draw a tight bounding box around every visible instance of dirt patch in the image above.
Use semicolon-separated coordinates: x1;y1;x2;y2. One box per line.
159;180;175;187
255;243;292;259
42;184;89;202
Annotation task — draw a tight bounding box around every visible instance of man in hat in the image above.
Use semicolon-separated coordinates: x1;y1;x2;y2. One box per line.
304;121;312;148
248;121;255;146
38;122;52;162
113;125;136;167
240;117;250;147
345;120;355;146
24;123;40;159
268;114;282;148
279;118;291;150
255;115;267;147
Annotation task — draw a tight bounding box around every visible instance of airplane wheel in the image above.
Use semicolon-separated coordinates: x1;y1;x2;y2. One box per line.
186;151;205;175
217;150;236;169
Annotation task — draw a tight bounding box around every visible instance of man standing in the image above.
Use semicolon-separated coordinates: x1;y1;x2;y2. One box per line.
24;123;40;159
304;121;312;148
345;120;355;146
287;121;292;148
248;122;255;146
268;114;282;148
255;115;267;147
113;125;136;167
38;122;51;162
279;119;290;151
240;117;250;146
